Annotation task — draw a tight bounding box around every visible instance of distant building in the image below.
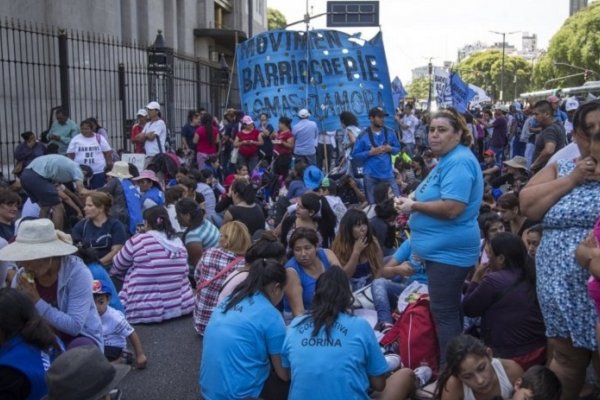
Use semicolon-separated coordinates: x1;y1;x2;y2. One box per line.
457;33;543;63
457;41;488;62
411;64;451;81
570;0;588;15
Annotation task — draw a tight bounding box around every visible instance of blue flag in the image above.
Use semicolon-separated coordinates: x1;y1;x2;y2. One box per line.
391;76;407;109
236;29;395;131
449;72;476;113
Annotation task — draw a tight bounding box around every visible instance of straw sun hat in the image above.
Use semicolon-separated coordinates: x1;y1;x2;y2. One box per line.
0;219;77;261
106;161;133;179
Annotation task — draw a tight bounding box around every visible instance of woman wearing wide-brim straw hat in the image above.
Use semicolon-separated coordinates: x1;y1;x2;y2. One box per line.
99;161;143;236
2;218;103;350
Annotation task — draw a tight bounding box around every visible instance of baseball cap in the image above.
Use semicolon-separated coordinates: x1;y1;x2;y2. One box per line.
483;149;495;157
546;95;560;103
368;107;389;118
92;279;110;295
298;109;310;118
565;97;579;112
136;108;148;117
241;115;254;125
146;101;161;110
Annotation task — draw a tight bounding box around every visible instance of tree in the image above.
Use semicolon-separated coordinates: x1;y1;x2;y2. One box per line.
456;50;532;101
267;8;287;31
532;2;600;88
406;77;430;100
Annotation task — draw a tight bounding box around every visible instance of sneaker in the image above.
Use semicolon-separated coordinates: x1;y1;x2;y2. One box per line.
414;365;432;388
375;321;394;334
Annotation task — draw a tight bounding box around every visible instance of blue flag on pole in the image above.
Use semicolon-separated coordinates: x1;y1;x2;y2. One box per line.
391;76;406;109
450;72;476;113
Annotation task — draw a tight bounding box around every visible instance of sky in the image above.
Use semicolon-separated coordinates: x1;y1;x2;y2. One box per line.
267;0;582;85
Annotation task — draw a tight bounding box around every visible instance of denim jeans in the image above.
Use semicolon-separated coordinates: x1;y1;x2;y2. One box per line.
293;153;317;166
426;260;472;366
364;175;400;204
372;277;406;324
490;145;505;165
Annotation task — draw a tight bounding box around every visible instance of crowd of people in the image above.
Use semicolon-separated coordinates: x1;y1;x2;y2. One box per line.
0;94;598;400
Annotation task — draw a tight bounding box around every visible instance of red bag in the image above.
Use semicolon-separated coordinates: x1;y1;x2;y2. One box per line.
379;294;439;372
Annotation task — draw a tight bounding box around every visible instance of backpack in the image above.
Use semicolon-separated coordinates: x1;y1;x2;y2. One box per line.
379;294;439;372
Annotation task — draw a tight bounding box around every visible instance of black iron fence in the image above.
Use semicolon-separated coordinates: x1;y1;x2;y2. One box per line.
0;18;239;177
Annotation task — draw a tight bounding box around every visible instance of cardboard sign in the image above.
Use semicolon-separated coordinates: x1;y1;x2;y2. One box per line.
120;153;145;172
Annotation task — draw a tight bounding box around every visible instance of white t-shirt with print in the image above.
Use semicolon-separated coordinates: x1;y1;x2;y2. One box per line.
142;119;167;157
66;134;111;173
101;305;134;349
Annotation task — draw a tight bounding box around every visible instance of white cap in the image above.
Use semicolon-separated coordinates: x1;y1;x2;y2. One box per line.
298;109;310;118
146;101;160;110
565;97;579;112
136;108;148;117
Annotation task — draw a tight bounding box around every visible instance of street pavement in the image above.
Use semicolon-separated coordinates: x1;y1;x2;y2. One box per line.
119;315;202;400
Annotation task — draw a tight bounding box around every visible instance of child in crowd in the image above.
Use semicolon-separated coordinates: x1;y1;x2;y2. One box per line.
434;334;523;400
511;365;561;400
522;224;542;259
92;280;147;369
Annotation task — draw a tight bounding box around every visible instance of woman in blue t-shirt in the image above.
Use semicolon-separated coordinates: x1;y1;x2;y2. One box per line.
283;227;341;318
281;266;391;400
200;259;289;400
395;108;484;365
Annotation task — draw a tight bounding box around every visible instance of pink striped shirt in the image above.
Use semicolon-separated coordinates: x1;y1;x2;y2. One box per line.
112;231;194;324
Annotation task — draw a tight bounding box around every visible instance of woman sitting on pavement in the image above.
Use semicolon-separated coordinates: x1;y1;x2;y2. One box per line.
496;192;535;237
462;232;546;370
280;191;337;249
222;179;266;236
218;230;286;303
175;198;220;271
111;206;194;324
99;161;142;236
132;169;165;211
193;221;251;336
331;208;383;291
71;192;127;269
369;198;400;257
281;266;390;400
200;259;289;400
3;219;103;349
283;227;342;319
0;288;60;400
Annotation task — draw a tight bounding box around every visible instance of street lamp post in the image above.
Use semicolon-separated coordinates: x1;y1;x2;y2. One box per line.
427;58;433;112
490;30;520;102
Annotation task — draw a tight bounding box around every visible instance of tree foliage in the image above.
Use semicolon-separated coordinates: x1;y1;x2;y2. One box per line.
406;77;430;100
456;50;532;101
532;2;600;88
267;8;287;31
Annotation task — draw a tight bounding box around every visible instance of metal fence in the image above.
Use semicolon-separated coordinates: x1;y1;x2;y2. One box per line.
0;18;239;177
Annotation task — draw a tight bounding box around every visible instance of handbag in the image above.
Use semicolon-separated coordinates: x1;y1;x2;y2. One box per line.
230;147;239;164
353;283;375;310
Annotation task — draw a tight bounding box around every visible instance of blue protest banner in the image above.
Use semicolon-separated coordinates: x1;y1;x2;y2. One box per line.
391;76;407;110
236;29;395;131
450;72;476;113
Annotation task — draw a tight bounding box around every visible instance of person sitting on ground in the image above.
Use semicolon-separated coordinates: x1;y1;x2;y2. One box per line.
318;177;347;231
193;221;251;336
285;160;309;201
434;334;523;400
43;345;130;400
369;198;399;257
164;185;185;233
91;280;147;369
336;174;368;208
481;149;501;182
280;191;337;249
99;161;142;236
331;208;383;291
175;198;220;270
132;169;164;211
71;192;127;269
283;227;342;319
511;365;561;400
3;219;103;349
111;206;194;324
463;233;547;370
223;179;266;236
281;266;390;400
218;230;286;303
496;192;536;237
490;156;530;191
364;182;395;219
0;288;59;400
200;259;290;400
0;189;20;242
521;224;542;259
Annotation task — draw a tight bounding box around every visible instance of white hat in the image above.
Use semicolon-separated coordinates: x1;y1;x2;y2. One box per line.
146;101;160;110
0;219;77;261
298;109;310;118
136;108;148;117
106;161;133;179
565;97;579;112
